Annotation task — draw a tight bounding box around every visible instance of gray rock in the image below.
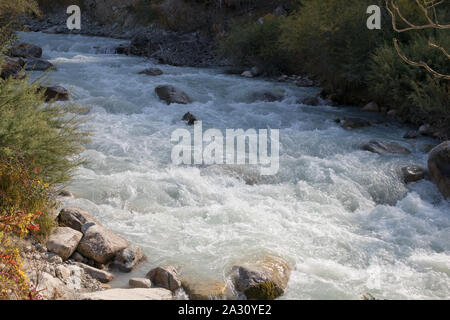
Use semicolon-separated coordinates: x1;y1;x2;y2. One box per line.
58;190;74;198
146;266;181;292
361;140;411;155
138;68;163;76
404;130;419;139
340;117;371;130
111;245;146;273
301;96;320;106
419;124;433;136
182;112;197;125
24;58;54;71
129;278;152;289
71;251;86;263
10;42;42;58
155;85;192;105
241;71;254;78
39;85;69;102
46;253;63;265
251;91;284;102
77;223;130;264
250;66;262;77
82;288;173;300
231;255;291;300
75;262;115;283
59;207;99;232
46;227;83;260
428;141;450;199
401;166;426;183
55;265;71;281
362;101;379;112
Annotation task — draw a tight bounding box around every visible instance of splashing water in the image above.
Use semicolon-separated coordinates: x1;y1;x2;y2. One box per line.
19;31;450;299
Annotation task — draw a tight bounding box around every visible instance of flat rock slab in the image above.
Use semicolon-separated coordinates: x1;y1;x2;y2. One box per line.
46;227;83;260
82;288;173;300
361;140;411;155
182;278;227;300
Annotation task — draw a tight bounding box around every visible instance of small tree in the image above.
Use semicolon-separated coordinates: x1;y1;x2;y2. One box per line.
385;0;450;79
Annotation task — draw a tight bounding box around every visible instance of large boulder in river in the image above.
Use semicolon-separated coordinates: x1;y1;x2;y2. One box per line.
46;227;83;260
10;43;42;58
77;223;130;264
59;207;100;232
428;141;450;199
111;245;146;272
401;166;426;183
39;85;70;102
155;85;192;105
24;58;54;71
82;288;173;300
230;255;291;300
361;140;411;155
146;266;182;292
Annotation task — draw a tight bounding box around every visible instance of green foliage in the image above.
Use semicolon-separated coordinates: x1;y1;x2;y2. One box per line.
369;32;449;133
0;75;91;185
218;14;290;74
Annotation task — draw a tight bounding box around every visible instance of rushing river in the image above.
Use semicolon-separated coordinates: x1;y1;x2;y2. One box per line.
19;31;450;299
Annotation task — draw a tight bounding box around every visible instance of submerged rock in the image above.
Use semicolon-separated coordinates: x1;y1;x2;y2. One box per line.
46;227;83;260
401;166;426;183
361;140;411;155
77;223;130;264
428;141;450;199
231;255;291;300
182;112;197;125
301;96;320;106
404;130;419;139
251;91;284;102
10;42;42;58
155;85;192;105
138;68;163;76
340;117;371;130
147;266;182;292
182;278;227;300
82;288;173;300
111;245;146;273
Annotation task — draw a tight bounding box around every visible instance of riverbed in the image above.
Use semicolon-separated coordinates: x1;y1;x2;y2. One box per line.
19;31;450;299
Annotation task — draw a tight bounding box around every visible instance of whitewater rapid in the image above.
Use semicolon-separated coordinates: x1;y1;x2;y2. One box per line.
19;31;450;299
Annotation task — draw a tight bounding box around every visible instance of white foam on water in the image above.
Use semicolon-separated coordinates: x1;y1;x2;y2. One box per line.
18;32;450;299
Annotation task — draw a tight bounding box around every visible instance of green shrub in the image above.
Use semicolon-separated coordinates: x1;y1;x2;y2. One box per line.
368;32;449;134
218;14;289;74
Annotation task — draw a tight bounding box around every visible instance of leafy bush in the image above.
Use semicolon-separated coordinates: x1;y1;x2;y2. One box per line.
0;75;91;185
368;32;449;135
218;14;289;74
